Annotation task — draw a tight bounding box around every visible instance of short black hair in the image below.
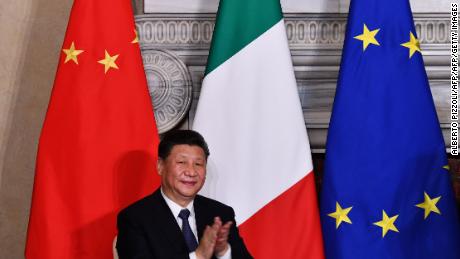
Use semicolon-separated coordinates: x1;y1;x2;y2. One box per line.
158;130;210;160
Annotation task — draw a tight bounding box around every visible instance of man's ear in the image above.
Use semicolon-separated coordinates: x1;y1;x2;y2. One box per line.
157;158;164;176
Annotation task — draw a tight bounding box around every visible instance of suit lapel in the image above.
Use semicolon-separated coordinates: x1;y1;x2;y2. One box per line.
150;190;188;252
194;195;212;241
194;196;221;259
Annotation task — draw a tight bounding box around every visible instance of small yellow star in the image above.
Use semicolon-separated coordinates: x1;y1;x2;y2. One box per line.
98;50;119;73
328;202;353;229
416;192;441;219
62;41;84;64
373;210;399;237
443;165;450;170
131;29;139;44
401;32;421;58
354;24;380;51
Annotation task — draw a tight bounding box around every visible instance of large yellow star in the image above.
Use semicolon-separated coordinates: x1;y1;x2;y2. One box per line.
401;32;421;58
416;192;441;219
328;202;353;229
62;41;84;64
98;50;119;73
354;24;380;51
131;29;139;44
373;210;399;237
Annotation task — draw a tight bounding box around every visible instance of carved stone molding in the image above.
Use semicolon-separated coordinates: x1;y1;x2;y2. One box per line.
141;49;192;133
135;13;451;49
136;15;214;49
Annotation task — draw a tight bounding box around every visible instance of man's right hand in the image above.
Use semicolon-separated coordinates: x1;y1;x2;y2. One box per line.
195;218;222;259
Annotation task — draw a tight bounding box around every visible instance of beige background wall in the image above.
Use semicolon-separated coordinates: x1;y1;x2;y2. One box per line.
0;0;73;257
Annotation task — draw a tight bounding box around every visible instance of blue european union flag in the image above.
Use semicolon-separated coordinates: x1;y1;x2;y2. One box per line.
320;0;460;258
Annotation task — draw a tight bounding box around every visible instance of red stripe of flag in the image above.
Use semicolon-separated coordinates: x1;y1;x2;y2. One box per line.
239;173;324;259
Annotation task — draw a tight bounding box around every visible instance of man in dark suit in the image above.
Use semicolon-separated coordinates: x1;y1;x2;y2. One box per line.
117;130;253;259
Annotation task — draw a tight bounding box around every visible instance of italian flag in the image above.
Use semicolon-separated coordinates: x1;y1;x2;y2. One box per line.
193;0;324;258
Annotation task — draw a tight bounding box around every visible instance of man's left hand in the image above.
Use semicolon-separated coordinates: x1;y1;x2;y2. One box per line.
213;217;232;257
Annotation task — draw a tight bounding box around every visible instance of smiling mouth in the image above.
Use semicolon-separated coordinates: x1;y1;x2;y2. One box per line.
181;180;197;186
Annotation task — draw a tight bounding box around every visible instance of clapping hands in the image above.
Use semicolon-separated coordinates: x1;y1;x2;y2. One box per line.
195;217;233;259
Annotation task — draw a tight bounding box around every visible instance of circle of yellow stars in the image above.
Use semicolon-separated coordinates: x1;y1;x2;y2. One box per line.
353;23;422;58
61;29;140;74
327;166;447;238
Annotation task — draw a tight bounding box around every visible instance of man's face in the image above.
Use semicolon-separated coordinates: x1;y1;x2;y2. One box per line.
159;144;207;206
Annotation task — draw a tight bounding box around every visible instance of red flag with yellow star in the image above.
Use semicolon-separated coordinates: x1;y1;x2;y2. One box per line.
25;0;160;257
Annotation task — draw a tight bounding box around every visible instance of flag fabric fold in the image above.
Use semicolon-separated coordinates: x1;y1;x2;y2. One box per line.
25;0;160;258
320;0;460;258
193;0;324;258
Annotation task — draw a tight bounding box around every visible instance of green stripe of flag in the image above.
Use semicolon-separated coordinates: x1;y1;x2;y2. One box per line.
205;0;283;75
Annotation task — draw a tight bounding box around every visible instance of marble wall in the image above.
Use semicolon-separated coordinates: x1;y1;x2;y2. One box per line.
0;0;73;257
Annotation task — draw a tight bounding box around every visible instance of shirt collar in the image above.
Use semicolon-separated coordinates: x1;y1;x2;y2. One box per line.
161;188;195;218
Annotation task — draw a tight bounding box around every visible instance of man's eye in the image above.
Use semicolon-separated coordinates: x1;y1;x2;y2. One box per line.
177;161;185;164
195;163;203;167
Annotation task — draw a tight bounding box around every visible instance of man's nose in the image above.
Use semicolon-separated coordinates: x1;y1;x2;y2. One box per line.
184;163;197;176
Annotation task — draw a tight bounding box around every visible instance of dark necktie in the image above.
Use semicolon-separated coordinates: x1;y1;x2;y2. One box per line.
178;209;198;252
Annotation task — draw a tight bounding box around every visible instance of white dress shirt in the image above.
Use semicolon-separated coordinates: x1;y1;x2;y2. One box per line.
161;189;231;259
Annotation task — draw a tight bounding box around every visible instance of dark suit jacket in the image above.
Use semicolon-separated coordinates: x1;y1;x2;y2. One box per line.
117;189;253;259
